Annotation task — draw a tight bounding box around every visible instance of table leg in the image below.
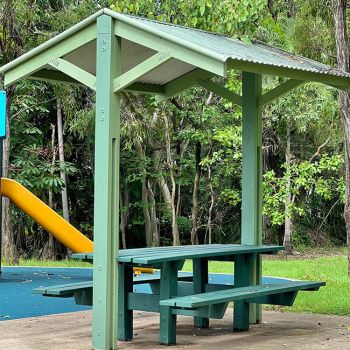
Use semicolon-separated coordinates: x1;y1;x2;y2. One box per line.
193;258;209;328
118;263;133;341
233;254;254;331
159;261;178;345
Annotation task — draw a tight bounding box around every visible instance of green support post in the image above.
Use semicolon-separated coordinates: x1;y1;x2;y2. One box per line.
233;254;251;331
118;264;133;341
241;72;263;323
193;258;209;328
92;15;121;350
159;261;178;345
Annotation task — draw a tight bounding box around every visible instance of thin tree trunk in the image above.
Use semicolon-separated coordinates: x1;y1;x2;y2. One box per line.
331;0;350;274
147;180;159;246
283;119;293;254
46;124;56;259
191;141;201;244
56;99;69;222
207;165;215;244
120;190;128;249
162;114;180;245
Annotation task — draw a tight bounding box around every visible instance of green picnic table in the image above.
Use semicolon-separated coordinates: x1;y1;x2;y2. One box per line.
69;244;324;345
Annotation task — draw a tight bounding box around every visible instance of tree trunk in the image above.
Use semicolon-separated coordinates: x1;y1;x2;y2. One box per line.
191;141;201;244
46;124;56;259
120;190;128;249
147;180;159;246
162;114;180;245
56;99;69;222
2;87;14;261
283;119;293;254
331;0;350;274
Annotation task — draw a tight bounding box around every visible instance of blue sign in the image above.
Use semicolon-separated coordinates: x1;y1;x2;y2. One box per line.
0;91;6;139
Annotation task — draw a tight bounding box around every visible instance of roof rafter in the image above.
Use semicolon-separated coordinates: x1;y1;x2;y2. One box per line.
48;57;96;91
114;20;226;78
113;52;171;93
156;69;214;102
4;23;96;87
198;79;242;107
258;79;304;108
228;58;350;90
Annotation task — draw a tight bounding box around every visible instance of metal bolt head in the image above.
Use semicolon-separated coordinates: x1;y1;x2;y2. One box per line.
102;46;106;52
102;39;106;44
98;265;102;271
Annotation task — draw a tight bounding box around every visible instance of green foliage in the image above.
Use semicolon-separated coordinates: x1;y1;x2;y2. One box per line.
263;154;344;226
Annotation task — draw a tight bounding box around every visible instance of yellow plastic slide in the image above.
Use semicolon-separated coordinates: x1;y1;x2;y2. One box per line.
0;177;152;273
1;178;93;253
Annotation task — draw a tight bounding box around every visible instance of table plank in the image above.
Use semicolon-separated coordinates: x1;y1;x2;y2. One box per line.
72;245;283;264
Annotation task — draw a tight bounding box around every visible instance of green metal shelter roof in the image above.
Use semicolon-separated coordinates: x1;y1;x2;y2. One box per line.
1;8;349;92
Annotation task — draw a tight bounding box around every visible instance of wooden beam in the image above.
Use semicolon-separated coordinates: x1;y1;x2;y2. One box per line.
48;57;96;91
258;79;304;107
126;82;164;94
113;52;171;92
157;69;215;102
198;79;242;106
115;21;226;77
241;72;263;324
4;23;96;87
29;69;81;85
92;15;120;350
228;58;350;90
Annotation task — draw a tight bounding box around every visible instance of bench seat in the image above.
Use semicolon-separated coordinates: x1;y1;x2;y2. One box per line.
160;281;325;308
33;272;194;306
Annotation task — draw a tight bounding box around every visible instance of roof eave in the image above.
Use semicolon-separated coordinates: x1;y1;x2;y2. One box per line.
0;9;104;77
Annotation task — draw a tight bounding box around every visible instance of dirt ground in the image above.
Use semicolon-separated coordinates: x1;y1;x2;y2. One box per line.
1;309;350;350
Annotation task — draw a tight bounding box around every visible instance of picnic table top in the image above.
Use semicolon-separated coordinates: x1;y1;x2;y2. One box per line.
72;244;283;265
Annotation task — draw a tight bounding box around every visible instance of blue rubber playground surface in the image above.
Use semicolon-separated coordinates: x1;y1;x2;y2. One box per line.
0;267;290;321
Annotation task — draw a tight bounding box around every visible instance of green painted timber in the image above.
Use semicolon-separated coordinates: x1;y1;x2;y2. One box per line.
48;57;96;91
117;245;283;265
72;245;283;265
114;20;226;78
159;261;179;345
29;69;81;85
157;69;214;102
241;72;263;324
4;23;96;87
227;58;350;89
113;52;171;93
126;82;164;94
127;293;160;313
160;281;325;308
172;303;228;319
198;79;242;106
258;79;304;108
33;281;93;297
193;258;209;328
233;254;252;331
92;15;120;350
118;264;133;341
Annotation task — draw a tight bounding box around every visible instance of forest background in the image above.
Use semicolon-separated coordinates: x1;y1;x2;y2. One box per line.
0;0;347;261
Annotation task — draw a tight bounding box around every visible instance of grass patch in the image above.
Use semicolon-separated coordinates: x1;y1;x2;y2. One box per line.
2;258;91;268
183;256;350;316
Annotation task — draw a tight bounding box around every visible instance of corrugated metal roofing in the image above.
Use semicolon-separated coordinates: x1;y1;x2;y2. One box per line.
121;12;350;79
1;8;349;89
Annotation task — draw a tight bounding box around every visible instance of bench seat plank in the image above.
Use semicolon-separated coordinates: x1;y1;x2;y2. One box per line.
160;281;325;308
33;272;193;297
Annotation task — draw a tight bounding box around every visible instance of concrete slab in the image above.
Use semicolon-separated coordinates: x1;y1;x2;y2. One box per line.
0;309;349;350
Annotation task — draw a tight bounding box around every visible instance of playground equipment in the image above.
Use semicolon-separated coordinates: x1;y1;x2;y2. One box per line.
0;177;153;273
